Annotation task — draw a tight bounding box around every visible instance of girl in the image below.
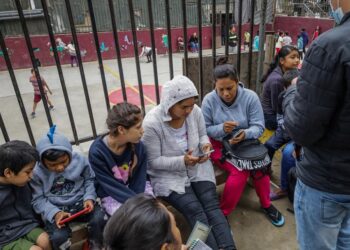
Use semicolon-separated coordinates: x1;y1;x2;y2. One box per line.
261;45;300;130
89;102;153;216
142;75;236;250
201;57;285;227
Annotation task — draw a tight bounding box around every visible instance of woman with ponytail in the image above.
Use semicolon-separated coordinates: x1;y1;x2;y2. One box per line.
261;45;300;130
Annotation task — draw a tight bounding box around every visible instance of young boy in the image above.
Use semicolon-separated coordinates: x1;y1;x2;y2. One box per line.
0;140;51;250
30;126;106;250
29;68;54;118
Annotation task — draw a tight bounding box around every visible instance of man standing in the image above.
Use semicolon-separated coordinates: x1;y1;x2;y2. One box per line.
300;28;309;54
283;1;350;249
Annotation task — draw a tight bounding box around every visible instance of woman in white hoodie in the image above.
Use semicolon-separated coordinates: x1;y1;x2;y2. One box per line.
142;76;236;250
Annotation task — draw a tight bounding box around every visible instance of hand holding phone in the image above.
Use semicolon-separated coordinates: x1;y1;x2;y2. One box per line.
233;129;244;138
197;149;215;158
58;207;90;226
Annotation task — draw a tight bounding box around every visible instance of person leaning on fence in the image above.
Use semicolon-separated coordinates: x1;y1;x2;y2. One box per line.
30;126;106;250
201;57;285;227
103;194;187;250
88;102;154;217
142;75;236;250
283;1;350;249
0;141;51;250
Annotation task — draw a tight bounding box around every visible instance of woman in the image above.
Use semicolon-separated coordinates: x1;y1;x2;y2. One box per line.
89;102;153;217
143;75;236;250
261;45;300;130
104;194;184;250
201;58;285;227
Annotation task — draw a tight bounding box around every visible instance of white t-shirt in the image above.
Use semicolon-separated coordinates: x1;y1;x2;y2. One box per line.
276;36;284;49
283;36;292;45
169;123;188;152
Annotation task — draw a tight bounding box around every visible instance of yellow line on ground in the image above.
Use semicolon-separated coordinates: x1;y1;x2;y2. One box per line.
104;65;156;106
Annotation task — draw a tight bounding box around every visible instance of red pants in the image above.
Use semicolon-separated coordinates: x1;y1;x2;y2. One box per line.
210;138;271;216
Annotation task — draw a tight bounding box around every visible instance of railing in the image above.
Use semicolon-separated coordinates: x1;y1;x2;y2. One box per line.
0;0;258;146
276;0;330;18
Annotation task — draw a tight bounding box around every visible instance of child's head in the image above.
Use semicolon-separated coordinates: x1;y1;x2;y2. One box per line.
0;140;38;186
283;68;300;89
36;125;72;173
106;103;143;143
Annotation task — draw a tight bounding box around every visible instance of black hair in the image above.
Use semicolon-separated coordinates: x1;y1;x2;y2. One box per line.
283;68;299;88
41;149;68;162
260;45;299;83
106;102;142;136
104;194;176;250
31;68;34;74
213;57;239;83
297;35;301;39
0;140;39;176
285;32;289;36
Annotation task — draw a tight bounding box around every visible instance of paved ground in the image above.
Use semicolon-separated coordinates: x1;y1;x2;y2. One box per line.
0;47;298;250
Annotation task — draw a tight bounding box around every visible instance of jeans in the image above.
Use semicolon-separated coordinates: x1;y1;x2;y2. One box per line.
190;42;199;52
280;142;295;190
294;179;350;250
265;125;291;160
46;203;107;250
264;113;277;130
163;181;236;250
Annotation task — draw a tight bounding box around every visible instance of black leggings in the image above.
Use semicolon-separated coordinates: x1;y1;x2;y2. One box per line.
163;181;236;250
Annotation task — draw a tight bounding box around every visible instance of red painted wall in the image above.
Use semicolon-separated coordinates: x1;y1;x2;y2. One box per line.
0;16;335;70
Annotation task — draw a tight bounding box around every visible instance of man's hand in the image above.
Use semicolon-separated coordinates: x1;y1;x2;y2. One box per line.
84;200;94;213
54;211;71;228
223;121;238;134
184;149;200;167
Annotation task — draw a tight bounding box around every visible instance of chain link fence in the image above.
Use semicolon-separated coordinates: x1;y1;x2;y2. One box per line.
275;0;331;18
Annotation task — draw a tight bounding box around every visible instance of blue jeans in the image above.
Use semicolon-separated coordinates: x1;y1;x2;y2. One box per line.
265;126;291;160
190;42;199;52
280;142;295;190
163;181;236;250
294;179;350;250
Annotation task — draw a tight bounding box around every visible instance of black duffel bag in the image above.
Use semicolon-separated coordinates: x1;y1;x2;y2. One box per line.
220;137;271;171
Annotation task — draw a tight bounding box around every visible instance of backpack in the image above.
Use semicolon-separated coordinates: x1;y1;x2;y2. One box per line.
220;138;271;172
287;167;297;203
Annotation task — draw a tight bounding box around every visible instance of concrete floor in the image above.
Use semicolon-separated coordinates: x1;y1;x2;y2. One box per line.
0;47;298;250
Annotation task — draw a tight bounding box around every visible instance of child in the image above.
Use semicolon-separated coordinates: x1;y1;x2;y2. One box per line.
30;126;106;250
89;102;153;217
29;68;54;119
297;35;304;60
139;44;153;63
0;140;50;250
65;41;77;67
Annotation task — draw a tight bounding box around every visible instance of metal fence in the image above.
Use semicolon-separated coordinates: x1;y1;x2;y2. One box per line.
0;0;259;146
275;0;330;18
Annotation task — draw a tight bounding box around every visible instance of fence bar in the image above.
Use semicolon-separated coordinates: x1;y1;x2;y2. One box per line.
225;0;230;56
0;113;10;142
107;0;127;102
165;0;174;79
127;0;146;112
14;0;53;127
87;0;110;111
40;0;79;145
248;0;255;88
147;0;160;104
197;0;203;103
64;0;97;138
237;0;242;74
0;29;36;145
212;0;217;69
182;0;189;75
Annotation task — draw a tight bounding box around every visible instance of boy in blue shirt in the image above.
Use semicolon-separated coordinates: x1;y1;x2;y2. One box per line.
30;126;106;250
0;140;50;250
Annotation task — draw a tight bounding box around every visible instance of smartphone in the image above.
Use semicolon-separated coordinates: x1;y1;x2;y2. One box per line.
186;221;211;247
232;129;244;138
58;207;90;225
197;149;215;158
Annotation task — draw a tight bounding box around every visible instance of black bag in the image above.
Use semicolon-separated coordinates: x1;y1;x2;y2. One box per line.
221;138;271;171
287;167;297;203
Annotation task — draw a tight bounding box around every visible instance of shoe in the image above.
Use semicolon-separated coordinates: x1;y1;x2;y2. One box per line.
31;112;36;118
270;189;287;201
49;105;55;111
262;204;285;227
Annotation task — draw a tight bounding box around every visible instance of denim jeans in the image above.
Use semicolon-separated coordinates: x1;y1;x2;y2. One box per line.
265;125;291;160
280;142;295;190
294;179;350;250
163;181;236;250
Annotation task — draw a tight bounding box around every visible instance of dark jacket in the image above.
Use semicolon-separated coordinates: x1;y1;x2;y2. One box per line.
284;13;350;194
261;66;285;115
0;184;39;248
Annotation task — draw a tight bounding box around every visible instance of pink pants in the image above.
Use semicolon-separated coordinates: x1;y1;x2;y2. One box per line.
210;138;271;216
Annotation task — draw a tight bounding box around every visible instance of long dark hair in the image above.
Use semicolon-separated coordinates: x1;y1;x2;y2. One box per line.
213;57;239;83
260;45;299;83
104;194;175;250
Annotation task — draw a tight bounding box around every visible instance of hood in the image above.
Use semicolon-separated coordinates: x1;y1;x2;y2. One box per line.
160;75;198;121
36;125;72;161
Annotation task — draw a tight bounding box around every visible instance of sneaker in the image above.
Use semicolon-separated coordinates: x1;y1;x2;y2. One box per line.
49;105;55;111
31;112;36;118
262;204;285;227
